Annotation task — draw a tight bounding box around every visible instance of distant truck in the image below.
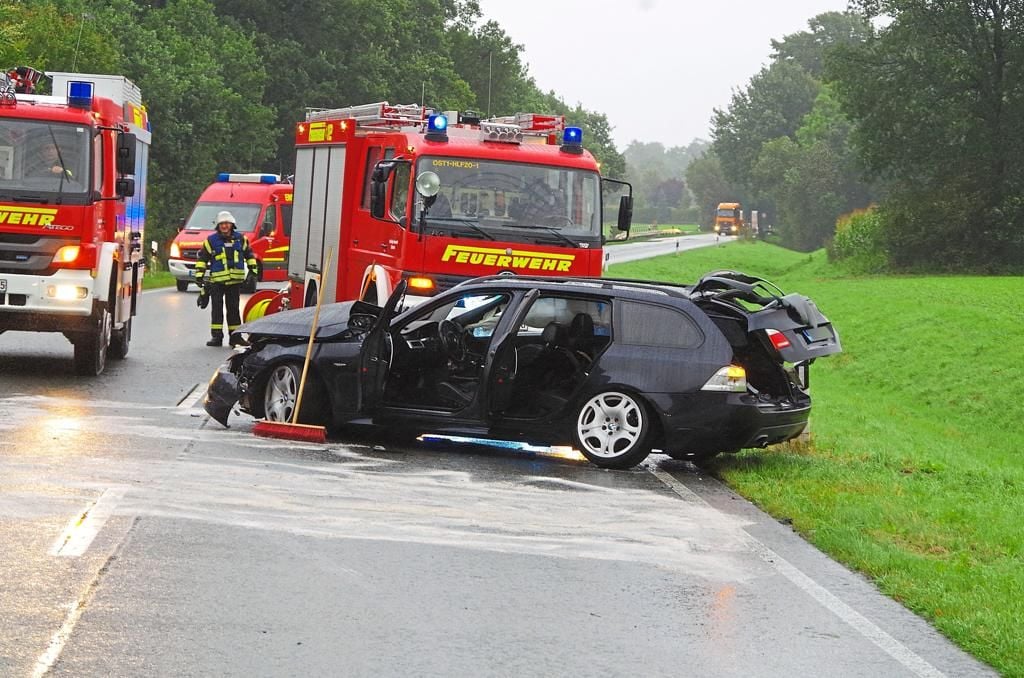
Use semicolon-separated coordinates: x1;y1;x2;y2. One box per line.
167;173;293;292
714;202;743;236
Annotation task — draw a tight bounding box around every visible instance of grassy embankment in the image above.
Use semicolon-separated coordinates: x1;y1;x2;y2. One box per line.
610;241;1023;677
143;270;177;289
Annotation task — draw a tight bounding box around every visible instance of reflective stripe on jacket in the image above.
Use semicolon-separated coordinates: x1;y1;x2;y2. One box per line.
195;231;256;284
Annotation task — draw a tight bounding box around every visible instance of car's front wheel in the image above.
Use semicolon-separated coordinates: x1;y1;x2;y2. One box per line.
261;362;328;425
573;390;652;469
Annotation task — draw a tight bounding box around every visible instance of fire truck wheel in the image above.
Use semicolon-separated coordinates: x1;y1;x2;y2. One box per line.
73;306;111;376
110;318;131;360
176;280;189;292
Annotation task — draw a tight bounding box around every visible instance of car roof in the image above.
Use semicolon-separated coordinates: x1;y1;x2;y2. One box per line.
451;275;696;304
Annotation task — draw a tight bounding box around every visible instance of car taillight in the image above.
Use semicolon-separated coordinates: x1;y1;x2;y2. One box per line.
51;244;96;269
766;329;791;350
701;365;747;392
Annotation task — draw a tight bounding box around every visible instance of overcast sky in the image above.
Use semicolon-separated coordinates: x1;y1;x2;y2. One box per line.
476;0;853;150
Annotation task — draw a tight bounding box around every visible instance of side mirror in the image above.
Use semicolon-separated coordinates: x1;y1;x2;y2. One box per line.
116;132;137;175
617;195;633;232
370;161;398;219
177;217;186;232
116;177;136;198
260;219;275;237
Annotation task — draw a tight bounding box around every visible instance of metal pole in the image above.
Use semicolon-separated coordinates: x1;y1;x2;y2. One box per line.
487;51;493;117
71;13;92;72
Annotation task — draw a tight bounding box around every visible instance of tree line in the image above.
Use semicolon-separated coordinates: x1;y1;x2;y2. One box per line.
0;0;624;250
685;3;1024;273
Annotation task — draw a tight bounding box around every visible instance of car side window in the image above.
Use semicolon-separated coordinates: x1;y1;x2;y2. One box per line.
519;296;610;337
617;301;703;348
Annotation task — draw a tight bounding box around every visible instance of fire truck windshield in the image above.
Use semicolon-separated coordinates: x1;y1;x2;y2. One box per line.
415;157;601;247
184;203;262;232
0;120;91;202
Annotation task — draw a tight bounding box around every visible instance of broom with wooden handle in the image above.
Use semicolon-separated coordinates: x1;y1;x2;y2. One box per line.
253;247;333;443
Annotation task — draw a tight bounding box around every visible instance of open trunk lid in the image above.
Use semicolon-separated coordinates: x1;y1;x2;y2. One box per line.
690;270;842;363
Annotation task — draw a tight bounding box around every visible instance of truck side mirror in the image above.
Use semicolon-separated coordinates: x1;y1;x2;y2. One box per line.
369;160;401;220
116;177;136;198
617;195;633;232
116;132;137;175
177;217;186;232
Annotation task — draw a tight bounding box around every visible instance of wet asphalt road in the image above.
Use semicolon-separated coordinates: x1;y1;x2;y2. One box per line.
0;284;997;677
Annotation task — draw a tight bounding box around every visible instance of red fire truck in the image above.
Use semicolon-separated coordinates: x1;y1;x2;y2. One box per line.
283;103;632;309
0;68;149;375
168;173;293;292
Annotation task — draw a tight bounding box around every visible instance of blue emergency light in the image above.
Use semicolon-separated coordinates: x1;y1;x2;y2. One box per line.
67;81;94;109
561;126;584;154
217;172;280;184
425;113;449;141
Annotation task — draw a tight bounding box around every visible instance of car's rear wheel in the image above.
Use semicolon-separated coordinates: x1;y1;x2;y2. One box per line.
573;390;652;469
261;362;328;425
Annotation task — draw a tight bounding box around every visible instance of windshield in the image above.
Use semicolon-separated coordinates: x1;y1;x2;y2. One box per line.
716;208;739;218
184;202;262;232
415;156;601;246
0;119;91;201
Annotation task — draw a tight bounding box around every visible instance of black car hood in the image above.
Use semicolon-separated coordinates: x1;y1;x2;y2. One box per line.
237;300;379;340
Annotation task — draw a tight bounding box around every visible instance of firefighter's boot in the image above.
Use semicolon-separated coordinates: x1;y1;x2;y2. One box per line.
229;333;249;348
206;332;224;347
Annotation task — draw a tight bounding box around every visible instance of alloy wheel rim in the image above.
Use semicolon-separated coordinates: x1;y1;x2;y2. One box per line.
265;366;297;422
576;392;643;458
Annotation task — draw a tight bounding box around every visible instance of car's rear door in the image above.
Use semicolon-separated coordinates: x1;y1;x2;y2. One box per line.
482;289;539;417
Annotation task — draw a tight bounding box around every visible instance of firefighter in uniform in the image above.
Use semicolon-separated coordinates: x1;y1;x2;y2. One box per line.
195;211;257;347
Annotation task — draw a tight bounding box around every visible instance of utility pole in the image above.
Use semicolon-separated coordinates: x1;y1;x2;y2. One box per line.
71;13;91;72
486;51;493;117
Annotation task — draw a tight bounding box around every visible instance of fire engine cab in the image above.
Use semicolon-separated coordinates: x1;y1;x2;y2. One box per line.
168;173;293;292
0;67;149;375
285;103;632;309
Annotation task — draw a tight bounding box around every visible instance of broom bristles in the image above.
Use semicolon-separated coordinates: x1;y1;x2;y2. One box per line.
253;419;327;443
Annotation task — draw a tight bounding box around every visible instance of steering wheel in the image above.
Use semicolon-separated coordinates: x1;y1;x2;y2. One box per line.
544;214;575;227
437;320;465;361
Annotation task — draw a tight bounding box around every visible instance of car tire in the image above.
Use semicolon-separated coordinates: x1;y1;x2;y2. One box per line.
176;280;189;292
261;362;328;425
572;390;652;469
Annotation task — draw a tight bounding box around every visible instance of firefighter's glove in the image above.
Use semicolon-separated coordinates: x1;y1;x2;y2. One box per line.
248;265;258;279
197;284;210;309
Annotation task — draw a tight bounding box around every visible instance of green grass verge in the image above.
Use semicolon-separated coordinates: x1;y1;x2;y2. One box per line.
609;240;1024;676
143;270;177;290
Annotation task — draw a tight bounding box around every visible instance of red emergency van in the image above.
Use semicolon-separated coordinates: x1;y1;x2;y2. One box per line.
167;173;292;292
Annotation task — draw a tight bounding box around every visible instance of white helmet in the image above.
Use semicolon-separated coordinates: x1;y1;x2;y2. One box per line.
215;210;236;227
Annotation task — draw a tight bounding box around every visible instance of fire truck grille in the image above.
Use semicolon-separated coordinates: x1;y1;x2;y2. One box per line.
181;249;200;261
0;233;78;276
433;273;473;293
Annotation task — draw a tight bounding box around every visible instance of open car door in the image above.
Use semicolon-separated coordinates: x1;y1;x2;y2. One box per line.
483;289;539;416
357;280;407;411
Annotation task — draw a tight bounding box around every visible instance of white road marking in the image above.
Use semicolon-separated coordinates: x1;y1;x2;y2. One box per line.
645;463;946;678
49;488;125;557
177;384;204;410
34;518;137;678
